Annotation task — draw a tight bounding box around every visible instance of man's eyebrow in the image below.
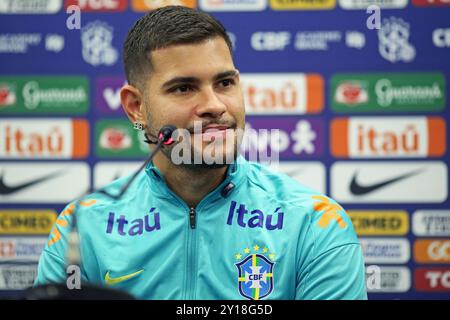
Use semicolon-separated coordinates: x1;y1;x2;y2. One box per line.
161;70;239;90
161;77;199;90
213;70;239;81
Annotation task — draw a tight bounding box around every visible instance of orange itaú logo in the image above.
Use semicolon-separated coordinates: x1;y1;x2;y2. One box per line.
312;195;347;228
47;200;97;247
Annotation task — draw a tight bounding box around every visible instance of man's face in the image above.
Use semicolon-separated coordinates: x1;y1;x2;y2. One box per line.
142;37;245;168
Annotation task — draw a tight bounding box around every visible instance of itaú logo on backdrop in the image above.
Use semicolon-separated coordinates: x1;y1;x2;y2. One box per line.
0;118;89;159
200;0;267;11
331;116;446;158
240;73;323;115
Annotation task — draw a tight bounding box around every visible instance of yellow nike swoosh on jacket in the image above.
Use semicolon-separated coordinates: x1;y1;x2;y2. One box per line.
105;269;144;285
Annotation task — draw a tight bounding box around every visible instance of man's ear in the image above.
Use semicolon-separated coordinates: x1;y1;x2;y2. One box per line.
120;84;146;124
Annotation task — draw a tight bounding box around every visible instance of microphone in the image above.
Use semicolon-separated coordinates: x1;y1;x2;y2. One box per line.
73;124;176;265
98;124;176;199
144;125;176;145
68;125;176;264
26;125;177;300
158;125;176;146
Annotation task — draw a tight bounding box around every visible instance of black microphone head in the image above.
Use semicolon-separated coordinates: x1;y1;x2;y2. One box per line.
158;125;177;145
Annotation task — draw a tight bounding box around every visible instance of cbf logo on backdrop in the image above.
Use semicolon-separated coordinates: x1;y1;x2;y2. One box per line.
81;20;118;66
235;246;275;300
378;17;415;63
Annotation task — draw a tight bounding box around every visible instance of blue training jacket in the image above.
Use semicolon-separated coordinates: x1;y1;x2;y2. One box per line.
35;156;367;300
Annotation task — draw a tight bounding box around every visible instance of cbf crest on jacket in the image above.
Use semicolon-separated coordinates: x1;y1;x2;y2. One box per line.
35;157;367;300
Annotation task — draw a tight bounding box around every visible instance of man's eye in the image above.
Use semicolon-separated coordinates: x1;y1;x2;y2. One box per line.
220;79;235;87
171;85;191;93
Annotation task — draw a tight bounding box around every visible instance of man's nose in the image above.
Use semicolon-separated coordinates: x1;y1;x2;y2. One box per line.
195;87;227;118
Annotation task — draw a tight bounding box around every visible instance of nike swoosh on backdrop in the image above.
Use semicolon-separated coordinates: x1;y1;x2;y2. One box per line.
105;269;144;285
350;168;423;196
283;169;304;178
112;172;122;181
0;169;63;195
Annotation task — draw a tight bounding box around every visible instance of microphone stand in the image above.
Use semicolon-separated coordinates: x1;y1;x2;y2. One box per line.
25;125;176;300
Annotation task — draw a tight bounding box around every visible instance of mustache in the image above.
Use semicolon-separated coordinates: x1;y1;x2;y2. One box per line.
185;120;237;134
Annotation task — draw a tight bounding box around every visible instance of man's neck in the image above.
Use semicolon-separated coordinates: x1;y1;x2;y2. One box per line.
152;152;228;208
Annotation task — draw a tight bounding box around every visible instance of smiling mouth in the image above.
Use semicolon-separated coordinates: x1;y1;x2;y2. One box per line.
201;128;234;140
202;125;230;133
184;122;238;141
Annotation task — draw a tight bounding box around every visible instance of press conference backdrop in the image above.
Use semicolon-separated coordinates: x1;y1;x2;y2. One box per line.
0;0;449;300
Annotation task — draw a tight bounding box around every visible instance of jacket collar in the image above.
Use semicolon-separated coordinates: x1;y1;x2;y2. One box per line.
144;156;248;204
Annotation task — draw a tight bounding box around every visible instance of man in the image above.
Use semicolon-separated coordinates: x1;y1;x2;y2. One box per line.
35;6;367;300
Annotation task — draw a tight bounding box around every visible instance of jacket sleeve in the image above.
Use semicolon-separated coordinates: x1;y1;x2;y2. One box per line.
34;248;68;286
295;243;367;299
295;195;367;300
34;202;78;286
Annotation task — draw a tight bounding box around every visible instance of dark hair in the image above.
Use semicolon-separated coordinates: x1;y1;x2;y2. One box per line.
123;6;233;90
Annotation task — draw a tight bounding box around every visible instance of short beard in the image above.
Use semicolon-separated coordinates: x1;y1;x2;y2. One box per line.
144;108;242;170
160;138;240;170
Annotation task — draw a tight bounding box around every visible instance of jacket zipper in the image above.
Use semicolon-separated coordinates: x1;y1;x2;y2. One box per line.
185;207;198;299
155;177;231;299
189;207;196;229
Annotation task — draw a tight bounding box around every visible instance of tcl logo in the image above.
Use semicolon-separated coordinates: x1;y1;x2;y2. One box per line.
65;0;127;11
414;240;450;263
415;268;450;292
433;29;450;48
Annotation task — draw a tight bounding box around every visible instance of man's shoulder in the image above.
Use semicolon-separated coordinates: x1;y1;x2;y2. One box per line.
89;169;148;204
244;161;321;200
59;169;149;221
242;161;328;222
46;170;149;250
243;161;359;244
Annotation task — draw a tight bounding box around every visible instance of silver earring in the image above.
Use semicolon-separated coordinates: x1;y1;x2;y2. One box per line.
133;122;145;130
